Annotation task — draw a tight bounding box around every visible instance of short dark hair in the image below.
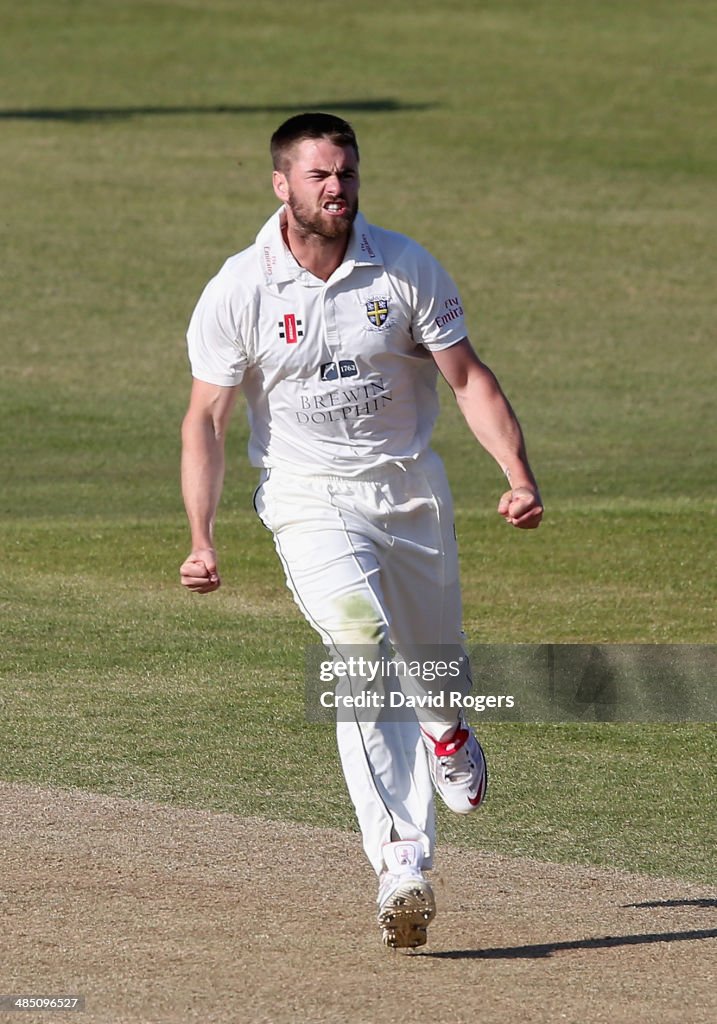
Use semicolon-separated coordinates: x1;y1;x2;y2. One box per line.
270;112;359;171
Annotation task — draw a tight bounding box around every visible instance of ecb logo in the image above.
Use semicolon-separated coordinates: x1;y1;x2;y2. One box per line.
365;297;389;328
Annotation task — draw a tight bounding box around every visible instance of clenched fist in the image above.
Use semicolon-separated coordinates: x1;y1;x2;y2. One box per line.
180;548;221;593
497;487;543;529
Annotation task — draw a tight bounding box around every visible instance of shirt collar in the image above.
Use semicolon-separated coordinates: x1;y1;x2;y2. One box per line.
255;207;383;286
344;212;384;269
255;206;293;286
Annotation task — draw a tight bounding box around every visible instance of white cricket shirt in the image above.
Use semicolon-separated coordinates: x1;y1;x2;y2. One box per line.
187;207;468;476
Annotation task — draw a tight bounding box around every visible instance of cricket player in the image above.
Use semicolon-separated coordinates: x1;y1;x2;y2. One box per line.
180;112;543;948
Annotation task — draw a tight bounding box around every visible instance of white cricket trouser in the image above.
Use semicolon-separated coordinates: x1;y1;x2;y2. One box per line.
254;448;470;876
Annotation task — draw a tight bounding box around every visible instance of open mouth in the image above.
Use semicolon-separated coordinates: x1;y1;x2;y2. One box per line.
324;201;348;215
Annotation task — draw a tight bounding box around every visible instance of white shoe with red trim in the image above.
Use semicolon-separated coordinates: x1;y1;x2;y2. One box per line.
377;840;436;949
421;713;488;814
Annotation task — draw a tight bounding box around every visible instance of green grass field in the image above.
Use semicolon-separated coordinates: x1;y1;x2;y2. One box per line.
1;0;715;884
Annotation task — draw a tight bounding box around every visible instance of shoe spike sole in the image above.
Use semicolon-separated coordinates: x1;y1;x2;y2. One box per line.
378;882;436;949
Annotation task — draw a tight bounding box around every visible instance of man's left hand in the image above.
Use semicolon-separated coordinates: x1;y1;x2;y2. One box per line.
498;487;544;529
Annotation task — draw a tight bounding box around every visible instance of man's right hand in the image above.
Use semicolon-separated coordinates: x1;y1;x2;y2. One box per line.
180;548;221;593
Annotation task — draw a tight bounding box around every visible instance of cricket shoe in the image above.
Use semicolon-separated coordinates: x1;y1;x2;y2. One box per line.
421;713;488;815
377;840;436;949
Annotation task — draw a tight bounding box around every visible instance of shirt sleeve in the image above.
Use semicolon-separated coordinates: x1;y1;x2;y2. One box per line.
408;244;468;351
186;270;248;387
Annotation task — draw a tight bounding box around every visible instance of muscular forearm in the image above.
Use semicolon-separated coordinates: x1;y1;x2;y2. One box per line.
179;380;238;592
454;367;538;491
432;340;542;527
181;411;226;549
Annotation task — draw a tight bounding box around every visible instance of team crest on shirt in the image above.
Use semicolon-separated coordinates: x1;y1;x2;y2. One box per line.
278;313;303;344
365;297;389;328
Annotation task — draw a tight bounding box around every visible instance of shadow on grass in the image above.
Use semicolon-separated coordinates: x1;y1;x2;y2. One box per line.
0;99;435;122
421;927;717;960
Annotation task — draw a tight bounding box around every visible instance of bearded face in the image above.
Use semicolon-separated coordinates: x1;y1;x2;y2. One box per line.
273;138;360;242
285;186;359;239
